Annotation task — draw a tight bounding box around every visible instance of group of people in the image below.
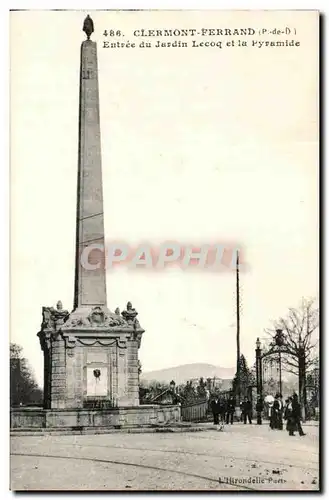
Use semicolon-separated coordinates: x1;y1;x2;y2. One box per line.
210;394;253;428
270;392;306;436
210;394;236;428
210;392;306;436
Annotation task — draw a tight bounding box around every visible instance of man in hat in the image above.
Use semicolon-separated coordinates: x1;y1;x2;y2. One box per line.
226;393;236;425
210;396;220;426
241;396;253;424
291;393;306;436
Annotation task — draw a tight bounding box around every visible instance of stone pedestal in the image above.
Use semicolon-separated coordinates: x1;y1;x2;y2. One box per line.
38;303;143;409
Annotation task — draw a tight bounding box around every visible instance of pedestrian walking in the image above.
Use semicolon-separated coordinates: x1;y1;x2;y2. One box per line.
256;397;263;425
217;398;226;431
226;394;235;424
218;398;226;426
210;396;220;426
285;394;306;436
285;396;295;435
271;393;283;430
292;393;306;436
241;396;252;424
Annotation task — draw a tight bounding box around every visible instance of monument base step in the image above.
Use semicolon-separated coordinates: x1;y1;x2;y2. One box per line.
11;422;213;436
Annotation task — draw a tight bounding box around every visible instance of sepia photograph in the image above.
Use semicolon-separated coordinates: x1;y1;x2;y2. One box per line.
10;9;319;491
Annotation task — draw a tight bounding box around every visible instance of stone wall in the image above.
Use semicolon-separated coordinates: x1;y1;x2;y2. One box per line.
11;405;181;429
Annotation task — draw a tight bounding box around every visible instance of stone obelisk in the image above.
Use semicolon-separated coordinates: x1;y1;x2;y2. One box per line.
37;17;144;411
74;14;106;309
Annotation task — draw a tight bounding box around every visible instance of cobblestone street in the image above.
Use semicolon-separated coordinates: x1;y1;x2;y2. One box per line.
10;423;319;491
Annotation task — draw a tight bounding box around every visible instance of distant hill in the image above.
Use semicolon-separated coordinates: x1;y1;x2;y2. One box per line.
141;363;235;385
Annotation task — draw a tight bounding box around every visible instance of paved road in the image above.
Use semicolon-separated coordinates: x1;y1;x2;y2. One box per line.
10;423;319;491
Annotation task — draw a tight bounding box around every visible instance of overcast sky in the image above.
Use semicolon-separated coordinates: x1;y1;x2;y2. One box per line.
11;10;318;386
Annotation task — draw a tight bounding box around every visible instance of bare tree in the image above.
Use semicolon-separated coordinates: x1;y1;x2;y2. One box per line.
269;298;319;372
266;297;319;419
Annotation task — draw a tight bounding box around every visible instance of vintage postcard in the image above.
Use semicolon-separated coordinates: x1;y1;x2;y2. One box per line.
10;10;319;491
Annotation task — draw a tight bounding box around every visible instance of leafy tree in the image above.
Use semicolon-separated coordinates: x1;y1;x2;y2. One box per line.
206;377;212;390
232;354;254;399
139;380;168;403
10;343;43;406
196;377;207;399
179;380;197;404
139;383;150;403
263;377;279;396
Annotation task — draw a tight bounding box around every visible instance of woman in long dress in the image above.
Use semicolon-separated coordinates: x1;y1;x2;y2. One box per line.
285;397;297;436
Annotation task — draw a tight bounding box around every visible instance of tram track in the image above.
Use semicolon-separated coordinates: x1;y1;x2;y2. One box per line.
62;442;317;471
11;452;256;491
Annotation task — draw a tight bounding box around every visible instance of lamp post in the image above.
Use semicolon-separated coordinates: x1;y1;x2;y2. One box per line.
255;338;263;425
235;250;241;404
255;337;262;400
298;336;306;421
274;329;285;396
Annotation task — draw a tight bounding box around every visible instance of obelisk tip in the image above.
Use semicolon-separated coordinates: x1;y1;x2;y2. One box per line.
83;15;94;40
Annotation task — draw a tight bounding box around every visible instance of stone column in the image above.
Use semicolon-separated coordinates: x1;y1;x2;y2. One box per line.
117;343;129;406
50;335;67;409
75;346;84;407
127;340;139;406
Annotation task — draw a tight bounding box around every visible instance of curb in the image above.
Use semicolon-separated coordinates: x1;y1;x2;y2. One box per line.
10;424;214;437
